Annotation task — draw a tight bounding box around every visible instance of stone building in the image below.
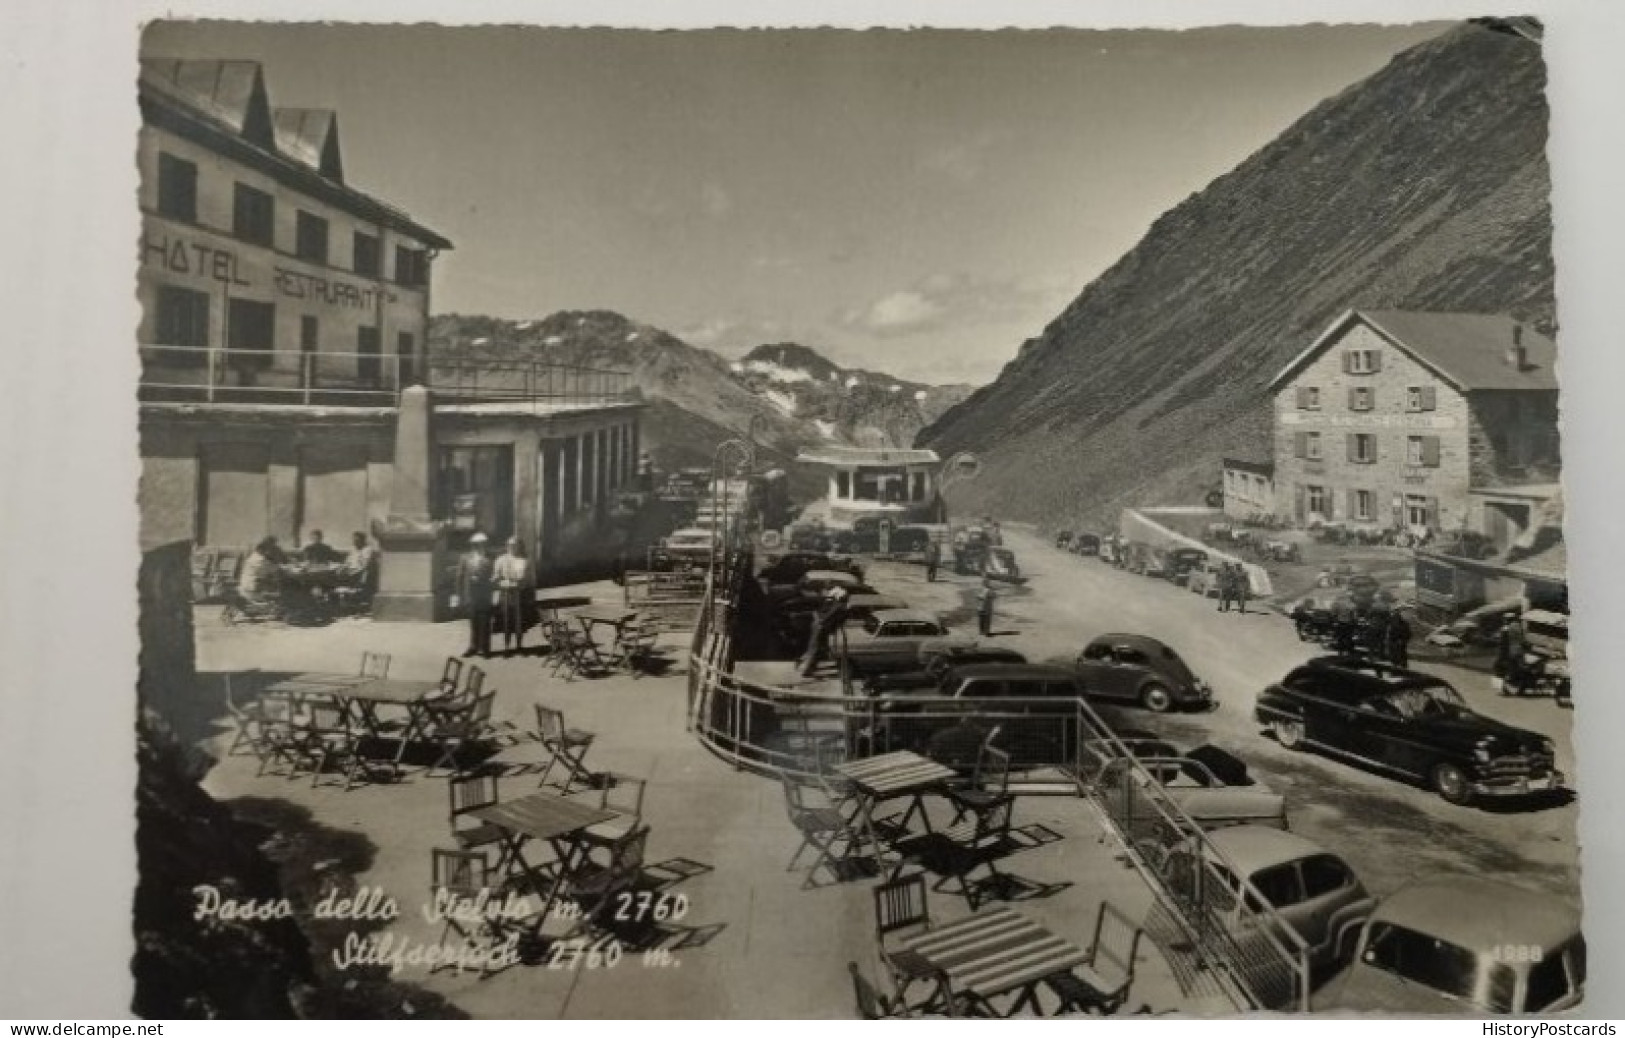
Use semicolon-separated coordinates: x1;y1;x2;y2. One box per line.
1267;309;1559;536
1220;458;1276;521
795;446;943;526
137;58;644;617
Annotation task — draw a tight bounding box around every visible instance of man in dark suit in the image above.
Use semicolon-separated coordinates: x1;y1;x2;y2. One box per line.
453;532;496;658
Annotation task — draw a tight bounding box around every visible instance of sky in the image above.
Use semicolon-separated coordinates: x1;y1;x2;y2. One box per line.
144;21;1453;384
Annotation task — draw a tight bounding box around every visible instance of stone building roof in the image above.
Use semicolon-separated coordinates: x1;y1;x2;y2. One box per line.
796;447;940;467
1270;309;1558;393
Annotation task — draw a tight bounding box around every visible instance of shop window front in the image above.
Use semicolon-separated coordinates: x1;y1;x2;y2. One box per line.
439;445;514;540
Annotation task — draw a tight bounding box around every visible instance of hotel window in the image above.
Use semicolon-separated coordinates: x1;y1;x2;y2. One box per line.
1405;385;1438;412
1348;433;1377;464
153;286;209;365
232;184;274;246
397;331;416;387
395;245;428;287
1296;386;1321;410
156;152;197;222
299;316;318;382
1407;435;1441;468
836;471;851;499
356;325;381;384
226;299;274;370
1306;485;1328;516
1306;431;1322;461
1348;386;1375;412
295;210;330;263
1344;348;1382;374
1351;489;1374;522
353;232;381;276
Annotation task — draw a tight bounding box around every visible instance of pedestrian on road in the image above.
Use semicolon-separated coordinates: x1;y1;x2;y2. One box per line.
1217;565;1233;612
453;532;496;658
925;539;941;583
977;579;997;637
1385;609;1412;668
1234;564;1251;615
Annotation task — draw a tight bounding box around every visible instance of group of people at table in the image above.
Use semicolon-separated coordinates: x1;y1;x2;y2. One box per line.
238;530;379;607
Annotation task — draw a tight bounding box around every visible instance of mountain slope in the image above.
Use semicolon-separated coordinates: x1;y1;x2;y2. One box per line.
428;312;973;500
918;23;1554;528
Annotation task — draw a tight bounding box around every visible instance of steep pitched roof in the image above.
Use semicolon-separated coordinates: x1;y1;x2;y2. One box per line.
1270;309;1559;393
272;107;344;182
140;59;275;149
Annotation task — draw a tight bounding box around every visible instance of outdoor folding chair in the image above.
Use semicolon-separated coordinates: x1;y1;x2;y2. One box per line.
292;700;370;790
359;651;391;679
535;705;598;794
780;773;860;889
437;657;465;699
426;688;498;777
581;773;647;848
546;620;610;681
560;824;650;938
948;744;1012;824
1042;901;1144;1016
448;772;509;864
848;961;909;1019
872;872;948;1006
619;618;663;676
223;674;265;759
252;692;314;779
893;796;1015;910
428;847;532;977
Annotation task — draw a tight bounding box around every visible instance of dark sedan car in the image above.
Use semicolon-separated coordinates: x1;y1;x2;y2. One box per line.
1254;656;1562;805
863;639;1029;694
1054;634;1214;712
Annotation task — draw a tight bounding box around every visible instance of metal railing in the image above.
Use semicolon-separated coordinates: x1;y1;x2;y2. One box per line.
139;344;407;406
425;360;635;407
683;543;1311;1011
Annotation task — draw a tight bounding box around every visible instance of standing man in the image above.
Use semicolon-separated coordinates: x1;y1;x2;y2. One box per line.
800;586;848;677
924;538;941;583
1385;608;1412;668
1233;563;1251;615
977;579;998;637
494;536;537;656
1217;564;1233;613
453;532;496;658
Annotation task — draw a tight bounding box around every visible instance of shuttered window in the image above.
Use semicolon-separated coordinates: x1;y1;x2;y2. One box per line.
1296;386;1320;410
1348;386;1375;411
1406;385;1438;412
1406;435;1441;468
1344;349;1382;374
1348;433;1376;463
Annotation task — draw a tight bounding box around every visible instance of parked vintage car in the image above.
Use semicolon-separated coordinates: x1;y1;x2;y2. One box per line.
865;663;1083;763
835;609;953;676
1082;736;1288;831
1123;543;1169;578
1166;548;1209;586
1055;530;1075;550
1254;656;1562;805
863;639;1029;694
1186;558;1227;598
1161;826;1375;975
650;527;718;570
1052;634;1214;713
787;524;835;553
758;551;864;587
840;593;911;625
1073;533;1102;556
1316;878;1584;1013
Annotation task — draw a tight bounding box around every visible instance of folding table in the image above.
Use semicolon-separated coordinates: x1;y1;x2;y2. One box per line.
897;907;1091;1017
469;792;619;936
331;677;443;770
835;750;956;865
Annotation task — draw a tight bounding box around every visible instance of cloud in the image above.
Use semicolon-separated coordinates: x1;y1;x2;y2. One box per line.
837;271;1073;339
678;313;786;350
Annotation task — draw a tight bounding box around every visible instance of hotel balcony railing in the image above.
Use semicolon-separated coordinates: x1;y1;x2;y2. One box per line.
139;345;635;409
425;359;635;408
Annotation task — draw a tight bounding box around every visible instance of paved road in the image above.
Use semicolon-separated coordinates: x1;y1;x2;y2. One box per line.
870;525;1580;906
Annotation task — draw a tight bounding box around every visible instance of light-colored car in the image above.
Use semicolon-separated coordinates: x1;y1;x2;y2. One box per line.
1317;878;1584;1014
1161;826;1375;973
836;609;951;675
661;527;717;557
1083;738;1287;831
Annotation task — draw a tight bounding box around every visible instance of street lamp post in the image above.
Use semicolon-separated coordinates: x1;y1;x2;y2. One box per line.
711;437;754;578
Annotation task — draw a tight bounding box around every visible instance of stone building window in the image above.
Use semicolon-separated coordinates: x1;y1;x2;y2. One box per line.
1297;386;1321;410
1306;485;1328;517
1407;435;1441;468
232;183;274;246
1352;489;1374;521
296;210;330;264
1305;432;1322;460
353;232;382;276
1349;433;1377;464
1349;386;1375;412
1406;385;1438;412
1345;349;1382;374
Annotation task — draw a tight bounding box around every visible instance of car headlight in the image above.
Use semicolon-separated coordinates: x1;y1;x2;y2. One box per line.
1473;743;1493;762
1542;738;1556;755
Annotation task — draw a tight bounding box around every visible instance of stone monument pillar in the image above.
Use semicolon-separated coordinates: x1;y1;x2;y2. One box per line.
372;385;447;621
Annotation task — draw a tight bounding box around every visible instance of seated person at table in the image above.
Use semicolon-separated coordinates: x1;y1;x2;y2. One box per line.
300;529;344;566
339;531;379;583
239;537;285;604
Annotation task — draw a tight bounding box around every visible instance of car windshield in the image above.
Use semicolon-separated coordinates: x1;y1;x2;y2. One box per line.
1526;937;1584;1012
1362;922;1515;1010
1384;683;1469;720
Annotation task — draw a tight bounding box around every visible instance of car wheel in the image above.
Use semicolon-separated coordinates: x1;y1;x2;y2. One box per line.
1139;683;1173;713
1273;719;1305;750
1431;763;1473;805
